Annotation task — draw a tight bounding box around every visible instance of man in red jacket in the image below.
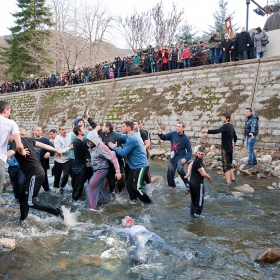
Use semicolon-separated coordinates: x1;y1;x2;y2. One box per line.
182;42;191;68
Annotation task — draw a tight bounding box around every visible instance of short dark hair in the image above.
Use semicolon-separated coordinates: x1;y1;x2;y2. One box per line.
123;121;134;130
49;129;57;133
222;112;231;121
0;101;10;113
197;146;206;153
73;125;82;135
104;121;113;132
245;107;252;112
178;121;185;128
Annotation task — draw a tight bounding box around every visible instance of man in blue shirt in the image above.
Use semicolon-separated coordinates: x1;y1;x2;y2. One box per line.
108;121;152;204
158;122;192;189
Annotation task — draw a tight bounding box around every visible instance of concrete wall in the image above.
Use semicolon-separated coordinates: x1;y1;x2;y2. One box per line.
2;56;280;150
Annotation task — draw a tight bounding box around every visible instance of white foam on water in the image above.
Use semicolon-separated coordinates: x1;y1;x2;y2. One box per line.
100;247;127;259
61;205;78;227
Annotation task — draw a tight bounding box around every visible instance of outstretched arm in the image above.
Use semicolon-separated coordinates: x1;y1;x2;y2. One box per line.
35;141;62;158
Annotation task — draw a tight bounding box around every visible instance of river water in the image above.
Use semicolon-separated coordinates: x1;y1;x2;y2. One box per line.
0;160;279;280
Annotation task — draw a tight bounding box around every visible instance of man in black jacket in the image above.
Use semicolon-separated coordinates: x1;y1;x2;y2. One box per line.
221;34;233;63
201;112;237;185
236;26;250;60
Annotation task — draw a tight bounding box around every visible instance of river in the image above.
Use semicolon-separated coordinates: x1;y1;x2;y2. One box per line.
0;160;279;279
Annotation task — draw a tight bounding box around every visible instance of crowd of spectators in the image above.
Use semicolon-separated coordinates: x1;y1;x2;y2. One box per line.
0;27;266;94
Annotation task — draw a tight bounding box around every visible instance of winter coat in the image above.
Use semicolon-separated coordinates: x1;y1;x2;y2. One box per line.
182;47;191;59
244;113;259;136
208;33;221;49
236;31;250;52
254;31;269;53
221;38;233;52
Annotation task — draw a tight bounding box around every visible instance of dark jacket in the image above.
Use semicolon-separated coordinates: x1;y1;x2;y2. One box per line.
244;113;259;136
221;38;233;51
236;31;250;52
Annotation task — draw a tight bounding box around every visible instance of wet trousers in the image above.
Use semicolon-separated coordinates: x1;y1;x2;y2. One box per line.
8;166;25;199
126;166;152;203
86;169;110;209
71;164;87;201
167;160;188;188
19;171;60;221
53;161;70;189
189;182;204;216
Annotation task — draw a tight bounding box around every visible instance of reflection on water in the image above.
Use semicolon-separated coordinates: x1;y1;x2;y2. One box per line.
0;160;280;279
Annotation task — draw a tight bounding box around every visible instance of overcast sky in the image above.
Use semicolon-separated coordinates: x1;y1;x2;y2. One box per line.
0;0;271;47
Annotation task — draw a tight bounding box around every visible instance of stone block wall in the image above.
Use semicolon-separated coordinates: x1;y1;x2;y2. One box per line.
2;56;280;149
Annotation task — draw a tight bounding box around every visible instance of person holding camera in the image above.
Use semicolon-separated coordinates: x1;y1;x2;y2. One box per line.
208;29;221;64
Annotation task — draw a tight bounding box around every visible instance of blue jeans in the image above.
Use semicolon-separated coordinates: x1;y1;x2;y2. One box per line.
246;135;258;166
8;166;25;199
167;159;188;187
256;51;266;58
183;59;189;68
210;48;219;64
84;76;89;83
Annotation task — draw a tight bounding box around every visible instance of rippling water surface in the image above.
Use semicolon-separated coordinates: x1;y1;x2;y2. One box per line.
0;160;280;279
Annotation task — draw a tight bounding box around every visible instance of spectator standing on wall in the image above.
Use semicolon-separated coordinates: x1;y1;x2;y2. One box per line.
208;29;221;64
50;71;57;87
182;42;191;68
254;27;269;59
250;29;256;59
221;34;233;63
236;26;250;60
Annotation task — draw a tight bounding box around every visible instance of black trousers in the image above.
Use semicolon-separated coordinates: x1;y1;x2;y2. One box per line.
107;160;126;193
126;166;152;203
189;181;204;216
19;171;60;221
8;166;25;199
53;161;70;188
71;164;87;201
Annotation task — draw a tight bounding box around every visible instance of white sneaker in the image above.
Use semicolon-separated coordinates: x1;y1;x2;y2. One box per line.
0;196;8;205
130;199;138;204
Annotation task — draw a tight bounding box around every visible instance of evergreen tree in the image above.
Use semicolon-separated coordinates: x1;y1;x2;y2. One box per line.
207;0;237;37
176;20;198;44
0;0;52;80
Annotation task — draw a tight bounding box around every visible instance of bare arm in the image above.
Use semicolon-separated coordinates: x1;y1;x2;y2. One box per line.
184;161;193;179
35;141;62;158
13;133;26;156
197;167;212;182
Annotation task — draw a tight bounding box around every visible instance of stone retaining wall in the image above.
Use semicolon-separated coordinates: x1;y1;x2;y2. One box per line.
2;56;280;149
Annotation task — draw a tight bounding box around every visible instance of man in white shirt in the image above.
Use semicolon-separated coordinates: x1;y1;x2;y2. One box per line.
0;100;26;204
53;124;73;194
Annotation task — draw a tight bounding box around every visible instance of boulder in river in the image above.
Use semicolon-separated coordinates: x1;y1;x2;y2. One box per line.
255;248;280;263
234;184;254;194
149;149;166;158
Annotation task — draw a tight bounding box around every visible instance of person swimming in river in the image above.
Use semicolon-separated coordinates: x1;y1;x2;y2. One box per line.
114;216;191;265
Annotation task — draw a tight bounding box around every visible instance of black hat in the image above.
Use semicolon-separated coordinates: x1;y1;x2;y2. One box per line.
184;41;188;44
200;41;204;44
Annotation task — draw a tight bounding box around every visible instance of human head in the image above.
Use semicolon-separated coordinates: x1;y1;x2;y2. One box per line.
133;120;140;131
245;107;253;117
138;119;144;129
73;117;85;128
32;126;42;138
73;125;85;136
255;27;261;34
59;125;67;137
176;122;185;135
49;129;57;139
197;146;206;159
212;29;216;35
241;26;246;32
19;128;26;137
86;130;100;147
222;112;231;123
224;33;229;39
193;42;197;46
121;121;134;134
0;100;11;118
122;216;134;228
102;121;113;133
